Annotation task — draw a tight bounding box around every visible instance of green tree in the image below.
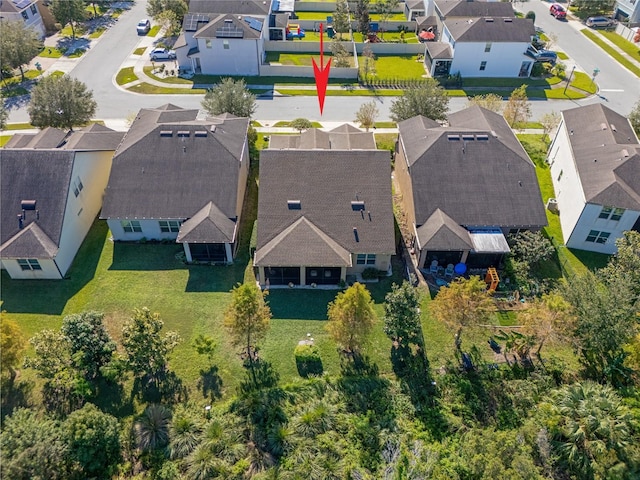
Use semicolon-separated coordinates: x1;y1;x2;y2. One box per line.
0;94;8;129
51;0;86;40
122;307;181;387
383;281;422;348
629;100;640;135
466;93;504;113
147;0;188;22
0;314;26;382
156;10;180;36
333;0;350;40
503;84;532;129
570;0;615;17
64;403;121;479
375;0;399;39
326;282;376;354
355;100;379;132
330;39;351;68
201;77;256;118
540;111;560;144
559;272;637;386
547;382;635;480
28;74;96;130
169;405;203;460
61;311;116;380
525;11;536;22
290;117;313;133
509;230;554;267
223;283;272;385
0;20;42;82
390;80;449;122
134;403;172;452
360;45;376;82
0;408;73;480
356;0;371;37
429;276;495;352
600;230;640;297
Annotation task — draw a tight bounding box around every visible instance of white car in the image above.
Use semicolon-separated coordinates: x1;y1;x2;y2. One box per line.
137;19;151;35
149;47;176;61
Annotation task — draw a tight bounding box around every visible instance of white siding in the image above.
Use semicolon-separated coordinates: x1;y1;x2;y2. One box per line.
55;151;113;276
566;203;640;254
194;38;262;76
449;41;531;78
347;253;392;274
1;258;61;279
108;218;183;241
2;2;45;39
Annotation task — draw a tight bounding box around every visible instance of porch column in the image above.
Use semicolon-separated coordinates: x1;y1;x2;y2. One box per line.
183;243;193;262
225;243;233;264
258;266;265;286
340;267;346;283
461;251;469;263
418;248;427;269
300;266;306;286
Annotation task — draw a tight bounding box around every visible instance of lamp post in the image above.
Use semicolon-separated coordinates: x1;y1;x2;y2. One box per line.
563;65;576;95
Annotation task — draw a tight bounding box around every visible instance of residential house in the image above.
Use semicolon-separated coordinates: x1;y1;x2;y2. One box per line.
415;0;536;77
547;104;640;254
268;123;377;150
395;106;547;270
1;125;123;279
255;130;395;286
613;0;640;24
101;104;250;264
0;0;46;39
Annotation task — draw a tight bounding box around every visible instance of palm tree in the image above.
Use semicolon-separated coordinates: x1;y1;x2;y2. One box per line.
134;404;172;452
550;382;633;479
169;407;203;460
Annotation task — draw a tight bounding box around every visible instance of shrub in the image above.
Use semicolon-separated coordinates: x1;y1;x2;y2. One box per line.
294;344;323;377
362;267;387;280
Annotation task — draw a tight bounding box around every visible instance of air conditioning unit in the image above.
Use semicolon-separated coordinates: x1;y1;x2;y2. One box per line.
546;198;559;213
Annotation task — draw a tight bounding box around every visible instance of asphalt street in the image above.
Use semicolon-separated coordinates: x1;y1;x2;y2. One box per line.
6;0;640;124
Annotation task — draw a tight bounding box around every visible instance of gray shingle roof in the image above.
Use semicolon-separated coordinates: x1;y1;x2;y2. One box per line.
446;17;534;42
101;104;248;221
5;124;124;151
425;42;453;59
177;201;237;243
561;104;640;210
436;0;515;18
194;13;262;39
256;150;395;265
406;0;425;10
1;149;75;258
268;126;376;150
188;0;270;15
5;127;68;149
398;106;547;229
416;208;473;250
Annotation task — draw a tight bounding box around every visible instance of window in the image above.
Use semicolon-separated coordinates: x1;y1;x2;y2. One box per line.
72;176;84;197
479;61;487;71
159;220;181;233
205;39;212;48
121;220;142;233
557;170;563;181
599;206;625;221
223;40;229;49
30;4;37;15
484;42;492;52
586;230;610;244
21;10;29;20
356;254;376;265
17;259;42;271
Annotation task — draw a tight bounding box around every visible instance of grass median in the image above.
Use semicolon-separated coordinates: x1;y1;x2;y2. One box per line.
581;29;640;77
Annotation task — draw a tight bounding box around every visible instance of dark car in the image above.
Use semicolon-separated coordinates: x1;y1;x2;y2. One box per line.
586;16;616;28
526;46;558;64
549;3;567;19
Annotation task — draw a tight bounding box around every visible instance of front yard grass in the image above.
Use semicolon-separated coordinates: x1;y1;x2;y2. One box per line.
0;135;12;146
265;52;355;67
39;46;65;58
599;30;640;62
2;122;33;130
273;120;323;127
147;25;161;37
363;54;426;80
133;47;147;55
115;67;137;85
581;29;640;77
127;83;207;94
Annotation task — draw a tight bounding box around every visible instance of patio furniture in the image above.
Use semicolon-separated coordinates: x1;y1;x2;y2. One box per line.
429;260;438;275
444;263;454;278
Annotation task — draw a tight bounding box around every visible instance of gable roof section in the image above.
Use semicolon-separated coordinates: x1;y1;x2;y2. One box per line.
0;0;35;13
416;208;473;250
425;41;453;59
5;124;124;151
562;103;640;210
446;17;534;42
194;13;262;39
5;127;68;149
1;149;75;258
177;201;237;243
436;0;515;18
399;107;547;228
406;0;424;9
268;126;377;150
101;104;248;220
255;216;352;266
256;150;395;263
188;0;270;15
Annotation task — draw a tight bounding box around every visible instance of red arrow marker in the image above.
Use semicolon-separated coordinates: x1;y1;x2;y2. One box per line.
312;23;331;115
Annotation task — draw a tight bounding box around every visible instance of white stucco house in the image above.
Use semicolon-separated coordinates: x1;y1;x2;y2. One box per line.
1;125;123;279
417;0;537;78
547;104;640;255
0;0;46;39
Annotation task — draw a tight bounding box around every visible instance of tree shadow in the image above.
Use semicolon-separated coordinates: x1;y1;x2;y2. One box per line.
109;242;185;271
0;377;34;421
197;365;223;401
337;353;392;418
131;370;188;405
92;378;134;418
295;356;323;377
184;263;244;293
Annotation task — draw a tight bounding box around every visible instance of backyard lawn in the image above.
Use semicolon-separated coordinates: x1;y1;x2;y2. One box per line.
265;51;355;67
363;54;426;80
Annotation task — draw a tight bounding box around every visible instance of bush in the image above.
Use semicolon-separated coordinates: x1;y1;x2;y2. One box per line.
294;344;323;377
362;267;387;280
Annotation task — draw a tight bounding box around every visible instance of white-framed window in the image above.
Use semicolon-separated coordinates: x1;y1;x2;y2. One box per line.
72;176;84;197
586;230;610;244
159;220;181;233
17;258;42;271
223;40;229;49
479;61;487;71
21;10;29;20
121;220;142;233
356;253;377;265
205;39;212;48
30;4;37;15
484;42;492;52
598;206;625;221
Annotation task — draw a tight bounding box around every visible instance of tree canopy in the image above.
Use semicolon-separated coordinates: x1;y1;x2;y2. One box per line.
146;0;188;22
630;100;640;136
0;20;42;82
51;0;86;40
28;75;97;130
333;0;350;39
355;100;379;131
0;315;26;380
224;283;271;362
383;281;422;348
290;117;313;133
326;282;376;353
201;78;257;118
503;84;532;128
390;80;449;122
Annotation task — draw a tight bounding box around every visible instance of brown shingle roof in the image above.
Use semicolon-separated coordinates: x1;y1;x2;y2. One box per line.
436;0;515;18
446;17;534;43
416;208;473;250
177;201;237;243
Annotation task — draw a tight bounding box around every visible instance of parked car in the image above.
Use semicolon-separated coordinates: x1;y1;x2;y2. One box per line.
549;3;567;19
526;45;558;64
137;19;151;35
149;47;177;61
531;35;546;50
586;16;616;28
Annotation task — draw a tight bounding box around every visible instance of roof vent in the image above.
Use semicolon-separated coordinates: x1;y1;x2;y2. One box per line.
225;18;233;23
17;214;24;229
476;134;489;141
621;149;629;157
485;18;494;22
447;134;460;141
353;227;359;242
351;200;365;211
462;134;474;141
195;131;208;137
160;130;173;137
600;123;607;130
287;200;301;210
490;130;498;137
610;124;617;131
21;199;37;210
504;18;512;22
177;131;190;137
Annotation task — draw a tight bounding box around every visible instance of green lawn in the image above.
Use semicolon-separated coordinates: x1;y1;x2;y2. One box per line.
272;120;323;127
569;71;597;94
147;25;161;37
127;83;207;94
0;135;12;146
89;27;105;39
115;67;137;85
581;29;640;77
363;54;426;80
265;52;355;67
133;47;147;55
2;122;33;130
557;52;569;60
599;31;640;62
39;46;64;58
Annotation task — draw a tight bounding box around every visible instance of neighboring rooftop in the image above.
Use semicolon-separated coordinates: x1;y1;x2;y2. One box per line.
4;124;124;151
445;17;535;42
435;0;515;18
188;0;271;16
268;124;377;150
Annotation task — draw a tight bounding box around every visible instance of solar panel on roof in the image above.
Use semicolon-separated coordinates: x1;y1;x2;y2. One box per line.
184;13;210;31
216;23;244;38
244;17;263;32
13;0;32;9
